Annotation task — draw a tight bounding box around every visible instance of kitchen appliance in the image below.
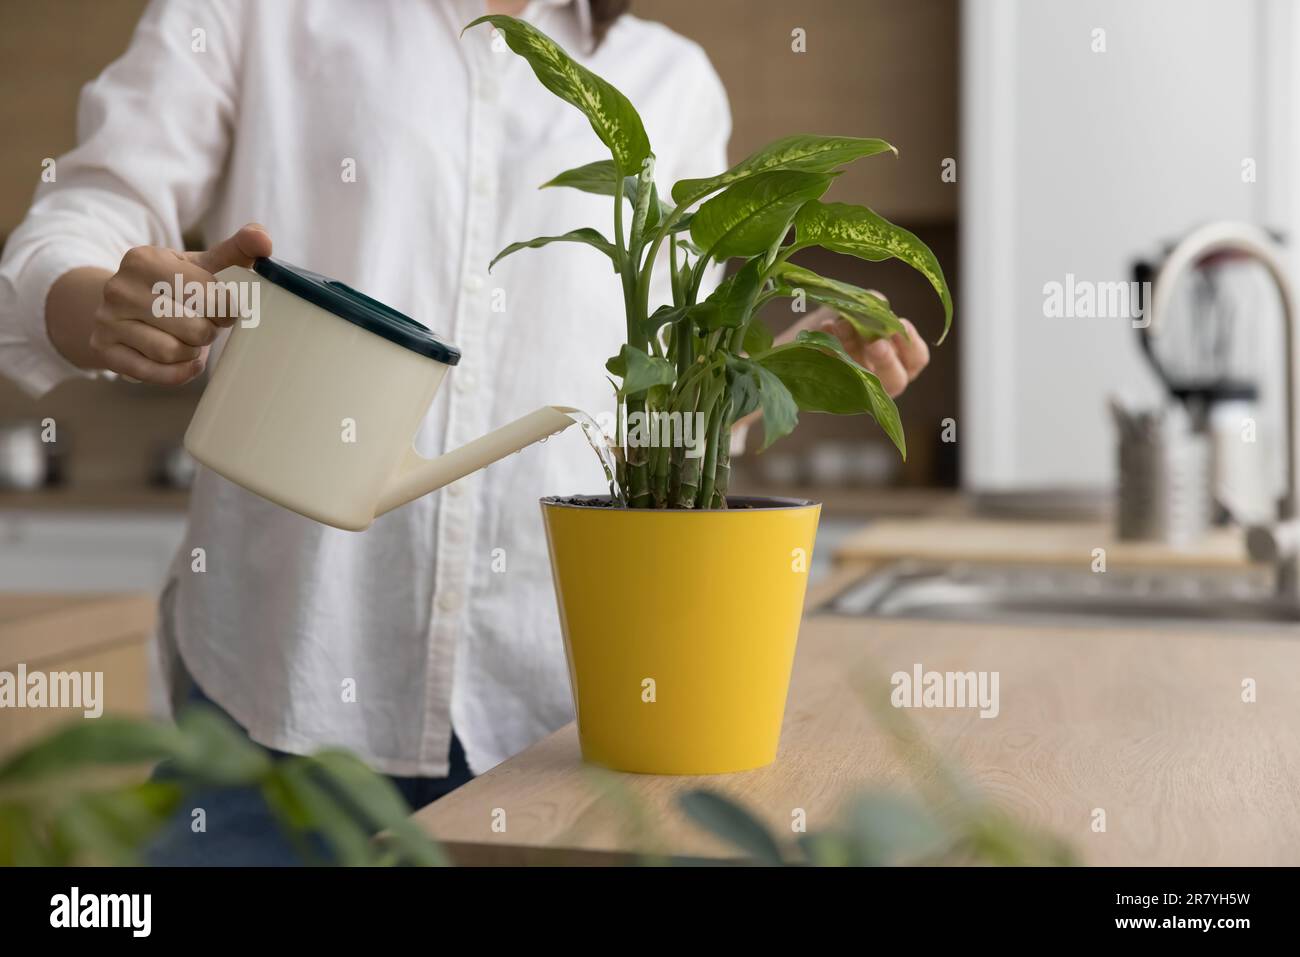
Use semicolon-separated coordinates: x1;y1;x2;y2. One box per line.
1134;221;1300;604
1135;226;1277;522
184;259;577;531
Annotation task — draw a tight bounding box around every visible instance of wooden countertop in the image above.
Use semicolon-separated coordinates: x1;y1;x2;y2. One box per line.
0;593;158;764
0;482;189;513
412;579;1300;865
0;593;157;668
833;516;1250;569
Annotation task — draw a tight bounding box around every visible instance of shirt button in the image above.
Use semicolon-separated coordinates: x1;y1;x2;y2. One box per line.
438;590;462;613
446;524;464;545
465;274;484;292
455;372;477;395
479;78;499;101
473;175;492;197
447;482;466;499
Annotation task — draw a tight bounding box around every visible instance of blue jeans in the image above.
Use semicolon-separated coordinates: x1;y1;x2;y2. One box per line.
145;679;473;866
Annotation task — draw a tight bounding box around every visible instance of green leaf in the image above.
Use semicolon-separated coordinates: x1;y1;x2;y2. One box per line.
173;704;273;786
541;159;621;196
725;357;761;421
752;362;798;450
758;340;906;457
542;160;666;232
0;717;185;784
793;201;952;342
671;134;895;208
53;782;182;866
742;316;774;356
844;792;947;865
727;356;798;450
773;263;906;338
0;802;59;866
640;303;686;339
465;15;650;172
675;255;696;295
689;259;762;331
275;760;374;867
794;328;856;358
690;171;833;261
310;751;448;867
797;831;855;867
679;790;785;865
489;228;616;272
629;154;657;243
606;344;676;398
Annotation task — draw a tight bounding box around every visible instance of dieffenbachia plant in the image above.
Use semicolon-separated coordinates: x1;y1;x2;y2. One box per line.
466;15;952;509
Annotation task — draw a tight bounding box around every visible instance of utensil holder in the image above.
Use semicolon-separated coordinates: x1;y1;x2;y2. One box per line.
1117;427;1212;545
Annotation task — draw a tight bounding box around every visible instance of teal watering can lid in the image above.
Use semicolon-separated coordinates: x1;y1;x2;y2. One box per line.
252;257;461;366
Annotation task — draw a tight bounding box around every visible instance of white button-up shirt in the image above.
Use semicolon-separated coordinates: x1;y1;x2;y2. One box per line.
0;0;729;775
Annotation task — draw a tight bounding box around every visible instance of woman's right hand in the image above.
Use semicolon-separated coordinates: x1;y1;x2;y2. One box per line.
86;223;272;385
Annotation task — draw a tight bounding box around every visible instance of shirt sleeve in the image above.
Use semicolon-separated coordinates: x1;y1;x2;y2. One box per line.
0;0;243;397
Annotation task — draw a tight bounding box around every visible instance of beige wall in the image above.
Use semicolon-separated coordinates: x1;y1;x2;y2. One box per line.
634;0;958;222
0;0;149;234
0;0;182;492
0;0;958;491
0;0;957;232
636;0;960;485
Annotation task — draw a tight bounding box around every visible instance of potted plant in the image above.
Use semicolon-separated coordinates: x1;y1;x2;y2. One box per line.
467;16;951;774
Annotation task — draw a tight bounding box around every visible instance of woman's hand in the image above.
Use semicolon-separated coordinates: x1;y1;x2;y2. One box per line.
784;302;930;398
49;223;273;385
730;299;930;449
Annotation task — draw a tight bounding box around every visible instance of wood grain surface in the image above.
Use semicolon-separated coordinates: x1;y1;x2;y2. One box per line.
413;610;1300;866
833;518;1250;569
0;593;155;759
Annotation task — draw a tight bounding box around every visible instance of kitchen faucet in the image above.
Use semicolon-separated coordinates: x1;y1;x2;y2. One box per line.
1149;221;1300;600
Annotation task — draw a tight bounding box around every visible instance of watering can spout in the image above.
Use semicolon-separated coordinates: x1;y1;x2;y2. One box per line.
375;406;578;517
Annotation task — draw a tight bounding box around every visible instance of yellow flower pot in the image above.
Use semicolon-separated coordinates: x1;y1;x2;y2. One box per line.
541;496;820;774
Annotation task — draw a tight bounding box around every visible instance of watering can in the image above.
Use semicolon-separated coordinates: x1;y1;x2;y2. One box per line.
184;258;576;531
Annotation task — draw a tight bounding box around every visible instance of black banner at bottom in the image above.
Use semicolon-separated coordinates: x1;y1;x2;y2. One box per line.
0;865;1283;942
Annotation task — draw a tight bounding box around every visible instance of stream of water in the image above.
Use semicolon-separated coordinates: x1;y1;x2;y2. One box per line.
563;409;625;505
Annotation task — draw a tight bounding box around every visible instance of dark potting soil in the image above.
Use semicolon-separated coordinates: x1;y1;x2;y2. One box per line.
542;495;814;510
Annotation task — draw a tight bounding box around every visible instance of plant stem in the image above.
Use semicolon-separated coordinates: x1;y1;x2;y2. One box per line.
651;433;670;507
613;175;627;264
696;391;725;508
674;318;692;378
669;237;685;310
712;396;733;508
674;370;717;508
687;254;710;304
760;243;800;283
613;164;658;507
628;156;655;255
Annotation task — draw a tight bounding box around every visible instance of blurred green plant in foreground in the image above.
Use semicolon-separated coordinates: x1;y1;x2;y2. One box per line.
673;678;1077;866
0;705;446;866
1;677;1074;867
676;786;1075;867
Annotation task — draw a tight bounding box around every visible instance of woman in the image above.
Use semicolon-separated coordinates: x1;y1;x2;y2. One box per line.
0;0;928;864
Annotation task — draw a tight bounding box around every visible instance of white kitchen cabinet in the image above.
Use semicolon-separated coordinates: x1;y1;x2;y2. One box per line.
961;0;1300;490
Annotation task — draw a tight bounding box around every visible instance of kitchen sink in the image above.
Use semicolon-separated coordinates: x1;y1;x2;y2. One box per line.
825;560;1300;626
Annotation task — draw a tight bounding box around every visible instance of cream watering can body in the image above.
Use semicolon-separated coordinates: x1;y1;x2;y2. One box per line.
184;259;575;531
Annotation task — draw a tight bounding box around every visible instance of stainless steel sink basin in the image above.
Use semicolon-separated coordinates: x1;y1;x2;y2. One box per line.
826;560;1300;626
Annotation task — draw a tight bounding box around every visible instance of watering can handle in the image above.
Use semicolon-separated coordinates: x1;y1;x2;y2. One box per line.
375;406;577;517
